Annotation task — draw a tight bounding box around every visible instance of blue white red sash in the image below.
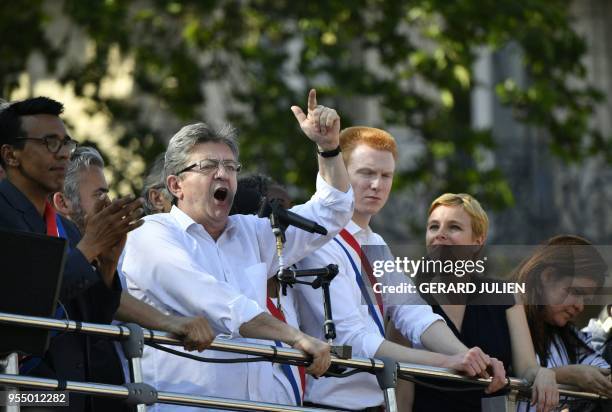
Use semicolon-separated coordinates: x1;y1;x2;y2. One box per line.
267;297;305;405
333;229;385;336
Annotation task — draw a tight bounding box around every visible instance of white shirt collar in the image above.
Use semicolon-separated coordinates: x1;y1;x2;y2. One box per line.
170;205;237;238
345;219;372;238
170;205;198;232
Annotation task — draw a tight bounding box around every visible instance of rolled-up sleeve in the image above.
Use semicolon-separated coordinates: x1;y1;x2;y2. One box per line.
121;219;264;338
374;243;445;347
387;304;444;348
312;173;354;208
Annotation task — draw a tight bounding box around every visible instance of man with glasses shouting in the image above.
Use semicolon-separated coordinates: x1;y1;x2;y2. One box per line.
0;97;145;411
119;89;354;410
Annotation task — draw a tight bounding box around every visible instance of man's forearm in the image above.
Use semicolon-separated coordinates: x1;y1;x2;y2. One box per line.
420;320;468;355
317;154;350;193
239;312;302;345
115;292;172;331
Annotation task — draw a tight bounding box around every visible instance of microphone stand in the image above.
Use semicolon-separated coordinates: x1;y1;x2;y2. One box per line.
277;265;338;343
269;210;352;359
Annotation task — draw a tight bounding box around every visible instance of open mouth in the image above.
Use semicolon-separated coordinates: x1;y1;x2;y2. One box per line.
213;187;228;201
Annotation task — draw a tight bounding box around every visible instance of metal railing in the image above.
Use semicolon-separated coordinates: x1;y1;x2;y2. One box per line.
0;312;383;372
0;373;334;412
0;311;608;412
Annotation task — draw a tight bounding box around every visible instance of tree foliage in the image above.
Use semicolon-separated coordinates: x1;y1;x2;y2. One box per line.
1;0;609;208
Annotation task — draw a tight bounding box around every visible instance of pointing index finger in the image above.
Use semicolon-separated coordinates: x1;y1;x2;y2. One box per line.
308;89;317;112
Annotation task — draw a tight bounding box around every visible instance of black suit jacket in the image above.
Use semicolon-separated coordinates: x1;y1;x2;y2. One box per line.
0;179;126;412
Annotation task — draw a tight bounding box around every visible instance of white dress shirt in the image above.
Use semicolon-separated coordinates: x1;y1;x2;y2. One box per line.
120;175;353;411
294;220;443;410
268;288;305;405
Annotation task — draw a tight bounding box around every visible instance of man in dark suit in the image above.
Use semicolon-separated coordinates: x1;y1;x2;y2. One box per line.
0;97;144;411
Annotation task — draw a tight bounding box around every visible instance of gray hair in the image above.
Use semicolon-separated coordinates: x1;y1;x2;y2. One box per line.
164;122;239;195
64;146;105;230
141;153;172;214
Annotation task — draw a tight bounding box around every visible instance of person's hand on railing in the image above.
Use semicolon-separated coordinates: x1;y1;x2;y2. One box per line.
290;333;331;377
560;365;612;398
483;357;506;394
530;367;559;412
163;315;215;352
441;347;506;393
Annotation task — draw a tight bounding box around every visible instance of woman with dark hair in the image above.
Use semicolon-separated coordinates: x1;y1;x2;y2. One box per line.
516;235;612;409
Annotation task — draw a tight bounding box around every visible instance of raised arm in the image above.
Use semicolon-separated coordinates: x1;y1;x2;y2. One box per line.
291;89;350;193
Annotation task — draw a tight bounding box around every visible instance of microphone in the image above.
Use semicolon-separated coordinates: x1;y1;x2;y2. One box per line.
258;198;328;236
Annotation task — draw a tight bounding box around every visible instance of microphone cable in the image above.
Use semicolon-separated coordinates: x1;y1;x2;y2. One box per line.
145;341;369;378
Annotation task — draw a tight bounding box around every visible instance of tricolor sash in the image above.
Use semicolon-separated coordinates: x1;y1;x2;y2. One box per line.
333;229;385;336
267;297;306;405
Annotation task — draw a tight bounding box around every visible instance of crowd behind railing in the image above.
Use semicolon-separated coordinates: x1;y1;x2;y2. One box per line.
0;92;610;412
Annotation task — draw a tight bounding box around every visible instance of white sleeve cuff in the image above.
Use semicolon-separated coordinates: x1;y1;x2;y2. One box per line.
313;173;354;207
362;334;386;358
228;298;266;339
411;316;445;347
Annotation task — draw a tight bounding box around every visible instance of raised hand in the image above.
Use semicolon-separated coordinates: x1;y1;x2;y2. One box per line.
291;89;340;151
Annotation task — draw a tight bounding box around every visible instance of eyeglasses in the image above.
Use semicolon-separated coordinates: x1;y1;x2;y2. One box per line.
178;158;242;175
15;136;78;155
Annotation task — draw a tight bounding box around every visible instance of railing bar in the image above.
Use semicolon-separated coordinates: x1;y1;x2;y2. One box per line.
0;312;382;371
0;374;338;411
397;363;605;401
2;312;606;401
